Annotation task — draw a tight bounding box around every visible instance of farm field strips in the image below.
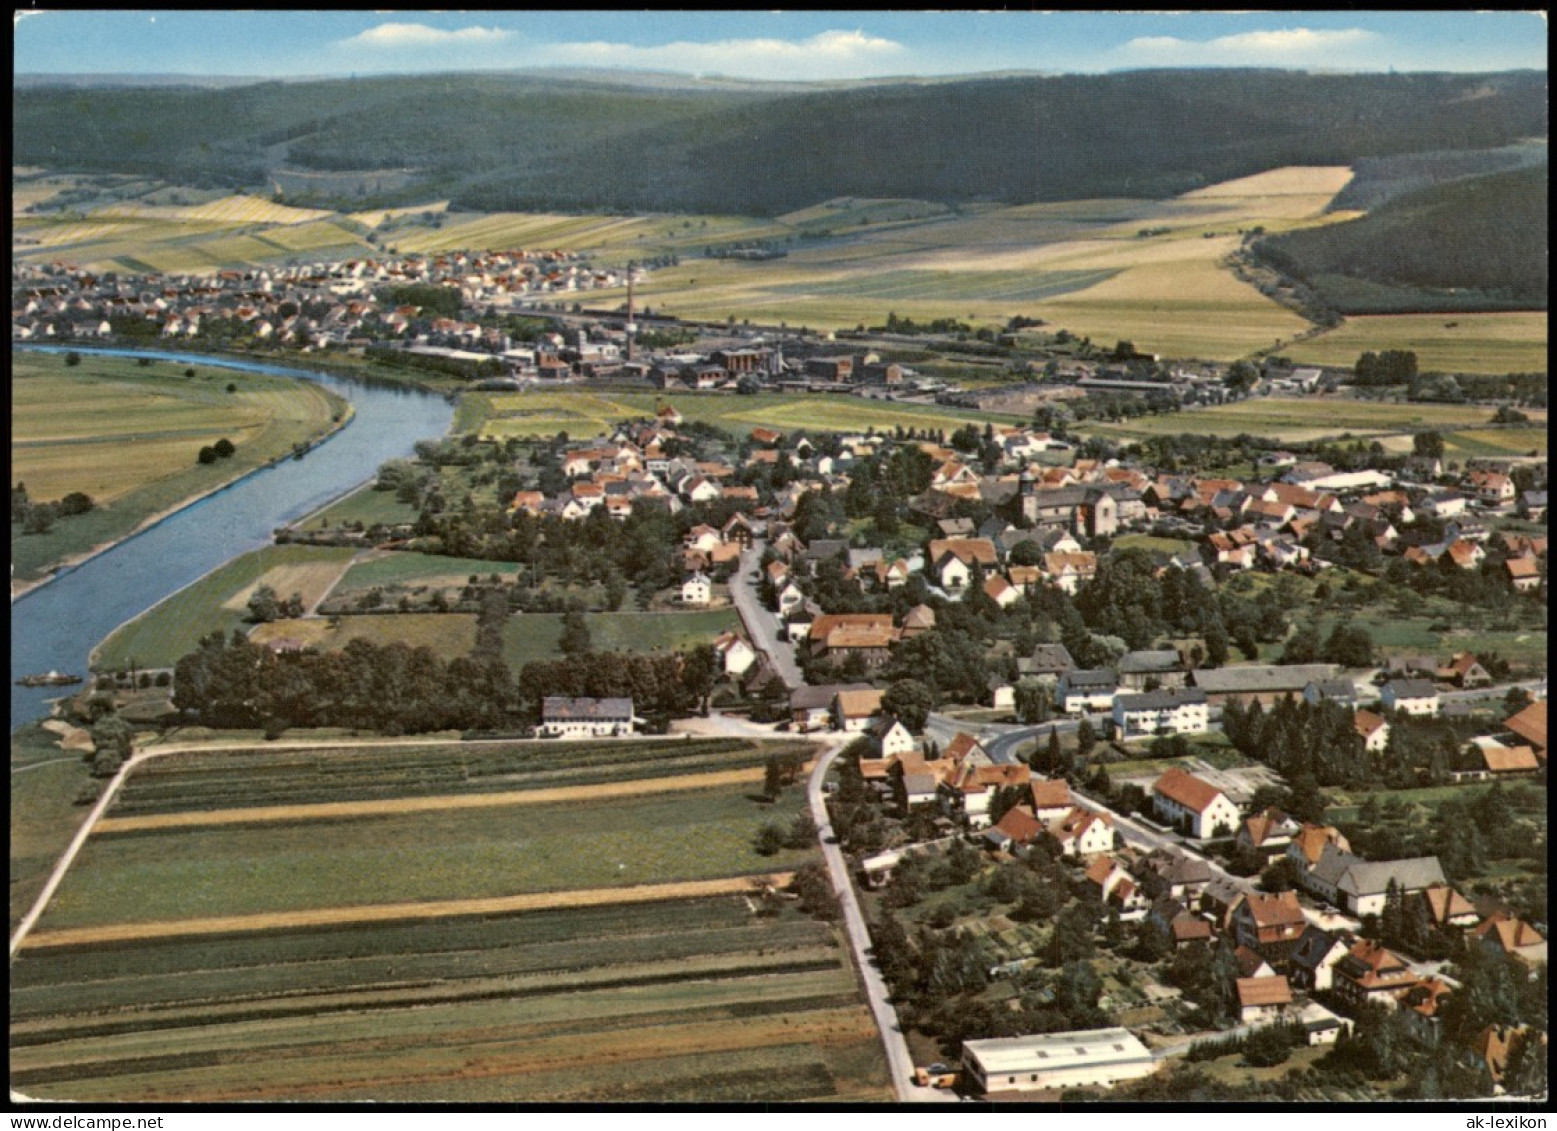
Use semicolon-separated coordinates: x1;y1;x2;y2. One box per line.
12;737;890;1101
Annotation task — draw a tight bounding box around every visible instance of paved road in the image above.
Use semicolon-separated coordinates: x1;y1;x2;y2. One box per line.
730;540;804;691
806;741;956;1104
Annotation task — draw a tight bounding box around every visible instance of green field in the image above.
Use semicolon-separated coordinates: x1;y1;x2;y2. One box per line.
502;610;742;668
1286;312;1548;375
11;352;349;582
294;482;420;530
9;726;97;931
463;388;1020;441
108;738;802;816
1080;395;1503;444
332;550;520;592
10;898;887;1103
91;545;357;670
10;735;889;1102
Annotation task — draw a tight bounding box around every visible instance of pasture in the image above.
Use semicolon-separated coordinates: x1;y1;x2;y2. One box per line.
11;351;347;582
463;388;1016;441
8;735;889;1101
331;550;520;593
91;546;357;670
11;898;888;1103
501;609;742;668
1286;312;1549;375
1078;395;1499;444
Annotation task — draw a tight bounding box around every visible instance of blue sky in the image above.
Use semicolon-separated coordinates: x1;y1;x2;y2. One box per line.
13;11;1548;81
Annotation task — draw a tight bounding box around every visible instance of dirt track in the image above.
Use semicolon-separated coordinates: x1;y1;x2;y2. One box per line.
19;873;795;951
93;763;801;834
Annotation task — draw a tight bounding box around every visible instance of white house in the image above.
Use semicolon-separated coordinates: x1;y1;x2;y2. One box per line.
1112;688;1209;740
1353;709;1391;753
538;696;636;738
680;572;712;606
1236;975;1294;1025
1048;806;1116;858
871;715;917;760
1151;767;1241;840
711;632;756;677
961;1029;1157;1096
1059;669;1118;714
1380;679;1439;716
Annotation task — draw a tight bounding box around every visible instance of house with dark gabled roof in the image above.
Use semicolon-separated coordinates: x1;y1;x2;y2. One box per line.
1289;926;1350;992
1381;679;1440;716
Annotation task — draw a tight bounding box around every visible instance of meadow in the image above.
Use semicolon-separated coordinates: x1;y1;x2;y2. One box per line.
461;388;1019;441
10;351;347;582
91;545;357;670
1078;395;1508;444
10;899;887;1103
1285;312;1548;375
9;736;890;1102
501;609;742;668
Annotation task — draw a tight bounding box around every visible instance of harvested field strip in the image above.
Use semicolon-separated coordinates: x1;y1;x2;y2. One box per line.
14;1000;874;1104
108;737;801;815
96;761;800;833
10;963;858;1070
11;919;833;1016
12;897;757;984
10;948;844;1048
112;749;775;813
21;873;794;950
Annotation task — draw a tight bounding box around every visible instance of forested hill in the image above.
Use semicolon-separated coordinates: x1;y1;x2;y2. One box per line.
12;68;1548;214
1252;164;1549;313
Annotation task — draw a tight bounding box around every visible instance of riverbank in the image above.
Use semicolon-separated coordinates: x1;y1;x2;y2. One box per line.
13;350;457;732
10;345;395;600
10;397;357;605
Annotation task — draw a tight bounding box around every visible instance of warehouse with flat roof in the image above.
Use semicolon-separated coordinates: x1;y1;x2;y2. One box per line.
960;1027;1157;1096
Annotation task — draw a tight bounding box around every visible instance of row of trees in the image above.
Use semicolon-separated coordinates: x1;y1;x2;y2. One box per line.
11;481;95;536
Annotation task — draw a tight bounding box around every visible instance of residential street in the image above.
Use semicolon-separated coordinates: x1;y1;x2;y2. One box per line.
731;540;804;690
806;740;958;1103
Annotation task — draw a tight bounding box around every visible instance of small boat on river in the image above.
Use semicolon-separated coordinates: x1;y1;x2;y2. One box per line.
17;670;83;688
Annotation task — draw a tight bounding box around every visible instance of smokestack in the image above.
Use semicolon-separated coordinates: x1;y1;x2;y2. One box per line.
625;266;637;362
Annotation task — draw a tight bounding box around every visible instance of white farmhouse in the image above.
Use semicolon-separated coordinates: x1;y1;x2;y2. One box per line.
1151;767;1241;840
680;571;712;606
538;697;636;738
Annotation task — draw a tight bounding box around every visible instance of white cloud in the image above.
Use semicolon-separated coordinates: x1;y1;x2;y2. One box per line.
1121;26;1381;66
545;28;906;79
342;22;512;49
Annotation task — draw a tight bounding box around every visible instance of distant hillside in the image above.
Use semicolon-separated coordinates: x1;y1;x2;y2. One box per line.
1328;141;1548;211
13;69;1548;214
1252;164;1549;313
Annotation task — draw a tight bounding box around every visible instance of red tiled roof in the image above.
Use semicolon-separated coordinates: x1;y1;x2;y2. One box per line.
1153;767;1225;813
1236;976;1292;1008
1506;699;1547;751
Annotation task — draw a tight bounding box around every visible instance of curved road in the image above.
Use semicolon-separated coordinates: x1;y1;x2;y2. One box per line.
807;740;956;1103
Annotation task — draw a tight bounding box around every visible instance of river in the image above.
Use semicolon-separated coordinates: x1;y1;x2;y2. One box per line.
11;347;455;731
